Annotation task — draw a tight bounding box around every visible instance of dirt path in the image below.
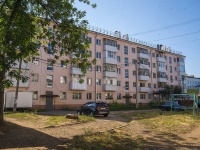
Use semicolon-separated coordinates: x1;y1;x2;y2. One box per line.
1;114;200;150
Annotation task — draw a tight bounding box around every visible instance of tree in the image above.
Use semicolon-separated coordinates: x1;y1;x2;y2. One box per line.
173;85;182;94
0;0;96;126
162;85;173;100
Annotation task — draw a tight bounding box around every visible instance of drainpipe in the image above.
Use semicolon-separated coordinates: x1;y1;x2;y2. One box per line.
94;33;97;103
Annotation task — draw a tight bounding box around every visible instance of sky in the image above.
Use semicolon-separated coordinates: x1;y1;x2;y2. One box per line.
75;0;200;77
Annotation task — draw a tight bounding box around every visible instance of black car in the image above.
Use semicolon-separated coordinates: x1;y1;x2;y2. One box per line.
159;101;187;111
77;102;109;117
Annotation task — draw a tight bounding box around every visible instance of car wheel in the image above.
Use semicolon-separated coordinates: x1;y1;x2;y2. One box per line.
77;111;82;115
89;111;95;117
103;114;108;117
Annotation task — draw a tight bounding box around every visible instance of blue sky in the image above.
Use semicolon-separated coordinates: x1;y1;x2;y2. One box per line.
76;0;200;77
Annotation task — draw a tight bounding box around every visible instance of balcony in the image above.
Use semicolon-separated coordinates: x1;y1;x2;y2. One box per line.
103;84;117;91
104;57;117;65
71;68;83;75
139;87;150;93
104;45;117;53
157;67;166;72
156;57;165;62
178;61;185;66
138;53;149;59
70;82;87;90
139;64;149;70
157;77;167;82
138;75;149;81
103;71;117;78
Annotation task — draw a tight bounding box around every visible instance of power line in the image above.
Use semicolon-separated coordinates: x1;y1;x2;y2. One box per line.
129;18;200;36
170;38;200;46
149;30;200;42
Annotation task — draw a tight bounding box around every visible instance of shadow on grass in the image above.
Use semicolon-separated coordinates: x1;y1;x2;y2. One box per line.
0;121;67;150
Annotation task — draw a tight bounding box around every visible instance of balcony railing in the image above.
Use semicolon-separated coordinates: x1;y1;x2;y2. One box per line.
104;45;117;52
103;84;117;91
139;87;150;93
103;71;117;78
156;57;165;62
138;53;149;59
70;82;87;90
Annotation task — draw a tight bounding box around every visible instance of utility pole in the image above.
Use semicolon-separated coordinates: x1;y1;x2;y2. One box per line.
13;58;22;112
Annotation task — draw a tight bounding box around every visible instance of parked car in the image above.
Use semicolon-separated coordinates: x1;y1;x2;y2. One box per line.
159;101;187;111
77;102;109;117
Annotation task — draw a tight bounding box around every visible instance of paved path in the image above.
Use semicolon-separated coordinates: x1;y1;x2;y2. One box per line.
37;109;160;116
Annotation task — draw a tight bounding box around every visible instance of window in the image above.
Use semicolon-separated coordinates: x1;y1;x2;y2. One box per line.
170;76;173;82
133;94;136;99
166;65;167;70
124;46;128;54
174;58;176;62
125;81;129;90
125;69;129;78
132;59;136;64
117;81;121;86
96;39;101;45
108;51;115;58
88;51;92;57
87;78;92;85
148;83;151;88
148;94;151;99
60;92;66;100
169;57;172;63
61;61;66;68
117;93;121;99
47;59;53;71
96;93;101;99
175;76;177;80
132;48;135;53
152;53;155;57
140;82;145;87
117;44;120;50
117;68;121;74
133;82;136;87
96;79;101;85
170;66;172;73
88;37;92;43
96;52;101;59
48;43;54;55
87;93;92;100
46;75;53;87
96;65;101;72
164;55;167;60
154;84;156;88
153;63;155;68
117;56;120;62
174;67;177;71
60;76;66;84
124;57;129;66
133;71;136;76
105;93;113;99
73;93;81;99
33;91;38;100
140;94;145;99
31;73;39;82
32;57;39;65
153;73;156;78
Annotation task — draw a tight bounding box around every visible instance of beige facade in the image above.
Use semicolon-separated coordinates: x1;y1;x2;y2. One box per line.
7;27;186;109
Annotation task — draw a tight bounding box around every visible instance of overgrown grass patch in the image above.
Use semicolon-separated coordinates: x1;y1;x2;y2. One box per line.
130;110;200;134
68;130;146;150
4;112;95;127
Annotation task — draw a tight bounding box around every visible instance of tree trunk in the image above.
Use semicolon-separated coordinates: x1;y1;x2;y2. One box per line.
0;70;5;126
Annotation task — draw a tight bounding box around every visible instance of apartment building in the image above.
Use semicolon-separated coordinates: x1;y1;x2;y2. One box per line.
184;75;200;92
7;26;186;109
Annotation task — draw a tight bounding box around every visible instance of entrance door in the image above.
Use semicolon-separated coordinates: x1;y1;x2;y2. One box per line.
46;91;53;110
